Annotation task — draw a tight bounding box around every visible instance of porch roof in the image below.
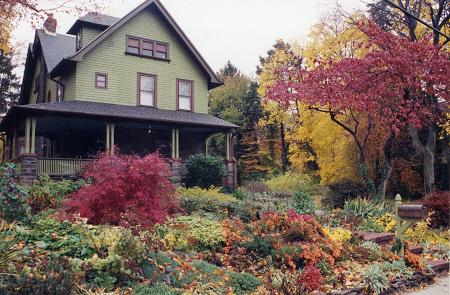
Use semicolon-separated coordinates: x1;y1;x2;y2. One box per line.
2;101;238;130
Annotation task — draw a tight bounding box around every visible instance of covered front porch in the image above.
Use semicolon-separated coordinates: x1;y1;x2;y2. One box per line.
1;101;237;188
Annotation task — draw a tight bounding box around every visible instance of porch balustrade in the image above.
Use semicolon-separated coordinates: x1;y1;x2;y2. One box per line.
37;158;93;177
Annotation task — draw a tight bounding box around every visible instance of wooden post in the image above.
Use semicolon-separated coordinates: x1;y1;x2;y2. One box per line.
171;129;179;159
225;132;233;161
105;123;110;153
24;118;31;153
30;118;36;154
205;136;209;155
110;123;115;155
12;130;17;159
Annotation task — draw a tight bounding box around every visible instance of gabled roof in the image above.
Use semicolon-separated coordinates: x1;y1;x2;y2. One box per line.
1;101;237;130
51;0;222;88
67;12;120;35
36;30;76;72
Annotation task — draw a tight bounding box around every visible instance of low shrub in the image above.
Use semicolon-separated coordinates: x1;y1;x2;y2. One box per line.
265;172;318;194
363;264;389;295
183;154;225;188
382;260;413;280
132;283;176;295
423;191;449;228
298;265;323;292
343;197;389;224
60;152;177;229
241;181;270;193
228;271;261;294
404;218;449;246
243;191;293;214
19;216;96;259
323;227;352;243
0;163;30;223
0;257;78;295
177;187;252;221
293;191;316;214
28;175;86;214
323;180;367;208
157;215;225;251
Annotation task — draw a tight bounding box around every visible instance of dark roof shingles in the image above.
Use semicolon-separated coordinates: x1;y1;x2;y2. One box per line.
15;101;237;129
37;30;76;72
79;13;120;27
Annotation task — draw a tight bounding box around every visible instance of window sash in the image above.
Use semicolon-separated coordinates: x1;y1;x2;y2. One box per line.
139;75;155;106
178;80;192;110
96;74;107;88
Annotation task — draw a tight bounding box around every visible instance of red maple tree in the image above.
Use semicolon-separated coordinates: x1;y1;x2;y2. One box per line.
268;22;449;198
60;152;177;228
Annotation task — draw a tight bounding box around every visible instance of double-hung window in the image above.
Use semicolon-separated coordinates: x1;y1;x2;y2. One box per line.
177;79;193;111
138;74;156;107
95;73;107;89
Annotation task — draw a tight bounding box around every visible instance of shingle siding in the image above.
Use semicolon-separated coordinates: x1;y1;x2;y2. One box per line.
62;65;77;100
74;7;210;113
81;27;103;48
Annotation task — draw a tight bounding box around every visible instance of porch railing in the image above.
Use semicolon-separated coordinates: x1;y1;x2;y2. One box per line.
37;158;93;177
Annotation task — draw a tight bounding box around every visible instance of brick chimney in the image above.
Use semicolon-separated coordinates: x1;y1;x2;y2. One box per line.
43;13;57;36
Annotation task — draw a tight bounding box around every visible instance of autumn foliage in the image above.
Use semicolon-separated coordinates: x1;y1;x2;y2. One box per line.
60;152;177;228
423;191;450;228
269;22;449;134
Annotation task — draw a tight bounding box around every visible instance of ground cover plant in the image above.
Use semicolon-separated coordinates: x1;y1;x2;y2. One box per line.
0;159;448;294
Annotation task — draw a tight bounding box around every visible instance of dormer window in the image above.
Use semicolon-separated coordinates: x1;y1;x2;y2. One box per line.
126;36;169;61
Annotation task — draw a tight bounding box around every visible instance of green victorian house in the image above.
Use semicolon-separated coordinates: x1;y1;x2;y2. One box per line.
0;0;237;187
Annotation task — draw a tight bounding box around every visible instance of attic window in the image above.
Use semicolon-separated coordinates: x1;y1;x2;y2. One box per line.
126;36;169;61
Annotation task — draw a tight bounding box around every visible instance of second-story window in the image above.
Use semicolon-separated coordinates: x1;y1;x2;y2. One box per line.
126;36;169;60
177;79;193;111
127;37;140;54
138;74;156;107
95;73;108;89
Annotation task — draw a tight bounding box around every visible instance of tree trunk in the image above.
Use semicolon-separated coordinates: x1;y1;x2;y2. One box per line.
423;148;435;193
377;133;395;201
408;125;436;193
267;125;276;166
280;122;289;172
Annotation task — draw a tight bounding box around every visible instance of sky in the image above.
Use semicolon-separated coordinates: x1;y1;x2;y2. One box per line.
11;0;367;78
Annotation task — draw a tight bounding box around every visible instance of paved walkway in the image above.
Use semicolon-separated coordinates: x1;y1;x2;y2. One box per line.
406;275;449;295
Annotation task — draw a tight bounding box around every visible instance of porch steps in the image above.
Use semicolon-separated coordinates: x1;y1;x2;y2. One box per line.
427;260;450;273
356;231;394;245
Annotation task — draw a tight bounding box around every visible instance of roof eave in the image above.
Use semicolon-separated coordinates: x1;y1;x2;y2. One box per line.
67;20;111;35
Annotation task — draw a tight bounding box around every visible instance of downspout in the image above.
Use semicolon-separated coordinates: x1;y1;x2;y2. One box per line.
50;76;65;101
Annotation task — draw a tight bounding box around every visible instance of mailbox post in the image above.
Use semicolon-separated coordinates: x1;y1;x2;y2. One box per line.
394;194;428;256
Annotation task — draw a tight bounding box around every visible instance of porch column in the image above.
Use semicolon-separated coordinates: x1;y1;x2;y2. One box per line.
171;129;179;159
30;118;36;154
105;123;115;155
171;128;181;184
225;132;233;161
205;136;209;155
12;129;17;159
24;118;31;153
20;117;38;184
224;132;237;189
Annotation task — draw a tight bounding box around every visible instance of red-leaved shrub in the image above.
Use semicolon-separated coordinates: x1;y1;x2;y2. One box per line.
423;191;449;228
60;152;177;228
298;266;323;291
